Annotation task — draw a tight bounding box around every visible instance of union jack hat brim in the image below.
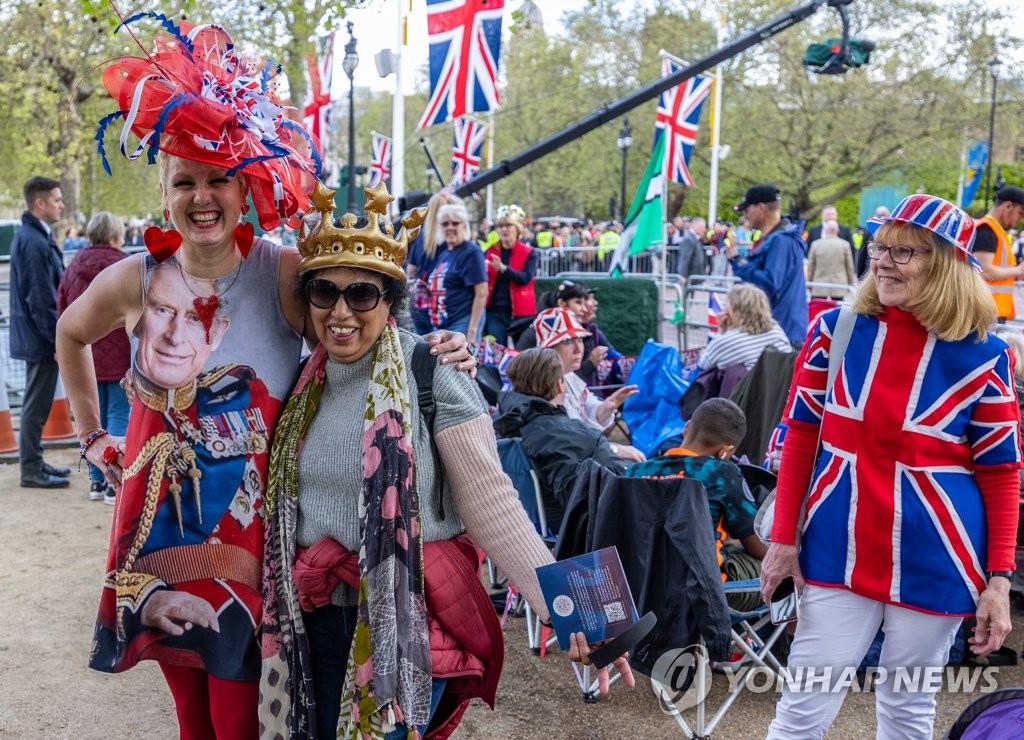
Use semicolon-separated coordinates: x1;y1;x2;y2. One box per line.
533;307;591;349
866;194;982;273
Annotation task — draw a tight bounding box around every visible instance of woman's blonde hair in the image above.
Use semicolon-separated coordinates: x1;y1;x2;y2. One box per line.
420;191;458;260
852;221;995;341
727;283;774;334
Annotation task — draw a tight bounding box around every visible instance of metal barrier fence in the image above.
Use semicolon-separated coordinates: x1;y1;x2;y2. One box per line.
680;275;856;354
535;245;683;278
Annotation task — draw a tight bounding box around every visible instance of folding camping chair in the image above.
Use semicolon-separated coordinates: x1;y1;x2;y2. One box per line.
495;438;558;655
654;580;789;739
557;460;789;724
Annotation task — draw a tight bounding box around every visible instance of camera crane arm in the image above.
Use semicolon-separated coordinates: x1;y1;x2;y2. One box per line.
453;0;857;199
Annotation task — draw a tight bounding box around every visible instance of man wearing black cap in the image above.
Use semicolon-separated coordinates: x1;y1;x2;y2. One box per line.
726;183;808;344
974;185;1024;322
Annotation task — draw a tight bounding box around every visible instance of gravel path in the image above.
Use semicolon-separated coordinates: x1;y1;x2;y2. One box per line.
2;447;1021;739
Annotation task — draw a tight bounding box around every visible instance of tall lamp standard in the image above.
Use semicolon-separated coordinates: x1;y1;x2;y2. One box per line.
984;55;1002;211
616;117;632;222
342;22;360;213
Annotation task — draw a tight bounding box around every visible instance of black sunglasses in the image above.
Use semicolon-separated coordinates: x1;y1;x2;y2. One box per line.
305;279;388;312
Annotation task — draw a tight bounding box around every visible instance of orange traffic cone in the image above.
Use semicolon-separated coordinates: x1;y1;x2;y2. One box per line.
42;373;78;445
0;359;18;455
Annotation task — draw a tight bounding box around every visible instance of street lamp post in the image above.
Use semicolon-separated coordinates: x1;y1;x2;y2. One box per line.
342;22;360;214
616;117;632;222
984;55;1002;211
425;166;434;193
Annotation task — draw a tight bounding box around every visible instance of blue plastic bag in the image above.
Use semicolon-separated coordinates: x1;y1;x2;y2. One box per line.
621;339;695;457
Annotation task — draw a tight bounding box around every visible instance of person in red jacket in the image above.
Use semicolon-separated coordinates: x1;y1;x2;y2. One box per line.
56;211;130;504
485;203;537;346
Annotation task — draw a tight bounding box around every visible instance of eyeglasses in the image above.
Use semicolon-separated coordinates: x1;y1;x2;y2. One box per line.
867;243;931;264
305;279;388;312
440;220;464;227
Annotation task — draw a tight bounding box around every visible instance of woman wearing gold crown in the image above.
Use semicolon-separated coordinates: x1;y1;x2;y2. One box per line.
259;185;634;739
56;15;469;738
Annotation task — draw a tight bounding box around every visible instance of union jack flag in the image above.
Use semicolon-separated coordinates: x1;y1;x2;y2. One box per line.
451;115;487;186
786;309;1022;616
707;292;722;337
656;57;712;186
368;131;392;188
303;33;334;160
417;0;505;129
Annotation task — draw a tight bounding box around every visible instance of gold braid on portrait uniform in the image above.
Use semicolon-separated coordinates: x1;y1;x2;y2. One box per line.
115;437;175;608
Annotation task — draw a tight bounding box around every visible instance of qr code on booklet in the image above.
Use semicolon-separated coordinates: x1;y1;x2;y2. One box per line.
603;601;628;623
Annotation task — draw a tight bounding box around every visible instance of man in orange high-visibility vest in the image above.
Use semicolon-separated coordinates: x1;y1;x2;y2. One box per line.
975;185;1024;322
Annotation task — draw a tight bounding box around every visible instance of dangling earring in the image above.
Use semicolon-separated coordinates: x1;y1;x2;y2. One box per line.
163;208;170;223
144;224;182;263
234;221;255;259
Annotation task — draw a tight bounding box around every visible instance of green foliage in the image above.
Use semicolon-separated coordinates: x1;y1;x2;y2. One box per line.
8;0;1024;236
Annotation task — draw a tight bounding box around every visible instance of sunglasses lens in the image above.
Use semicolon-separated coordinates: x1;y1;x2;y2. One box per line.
344;283;383;312
307;279;340;309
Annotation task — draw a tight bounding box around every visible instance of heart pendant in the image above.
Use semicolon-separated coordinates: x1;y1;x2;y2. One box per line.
234;222;255;259
193;295;220;344
143;226;182;263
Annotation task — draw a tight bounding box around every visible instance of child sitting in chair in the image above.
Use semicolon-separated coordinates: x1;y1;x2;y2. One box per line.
624;398;767;570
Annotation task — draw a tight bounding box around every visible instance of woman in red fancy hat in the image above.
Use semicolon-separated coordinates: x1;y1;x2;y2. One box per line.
56;14;470;738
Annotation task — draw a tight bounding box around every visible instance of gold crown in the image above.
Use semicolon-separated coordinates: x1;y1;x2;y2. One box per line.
297;180;426;280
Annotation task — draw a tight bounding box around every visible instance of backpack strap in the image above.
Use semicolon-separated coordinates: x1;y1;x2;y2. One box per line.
411;341;445;520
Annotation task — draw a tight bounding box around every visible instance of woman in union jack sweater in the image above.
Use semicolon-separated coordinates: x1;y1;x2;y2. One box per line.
761;195;1020;740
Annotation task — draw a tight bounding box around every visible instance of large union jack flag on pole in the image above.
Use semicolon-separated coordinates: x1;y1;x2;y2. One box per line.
450;115;487;186
303;33;334;159
368;131;392;188
417;0;505;129
655;57;712;186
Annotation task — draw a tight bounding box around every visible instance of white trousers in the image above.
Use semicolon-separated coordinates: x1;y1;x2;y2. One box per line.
765;585;962;740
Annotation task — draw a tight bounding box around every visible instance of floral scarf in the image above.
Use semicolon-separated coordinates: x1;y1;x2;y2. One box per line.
259;319;431;739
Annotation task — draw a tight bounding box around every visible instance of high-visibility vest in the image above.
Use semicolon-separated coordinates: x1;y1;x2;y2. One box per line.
597;231;620;258
977;214;1016;319
535;230;554;248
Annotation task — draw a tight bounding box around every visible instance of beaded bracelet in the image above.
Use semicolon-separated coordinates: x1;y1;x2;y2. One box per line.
79;428;108;460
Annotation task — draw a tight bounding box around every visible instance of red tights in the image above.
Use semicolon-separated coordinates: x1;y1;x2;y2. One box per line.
160;664;259;740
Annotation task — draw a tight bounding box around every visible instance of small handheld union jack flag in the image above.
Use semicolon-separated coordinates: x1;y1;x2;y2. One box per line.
656;57;713;186
418;0;505;129
368;131;392;188
451;115;487;186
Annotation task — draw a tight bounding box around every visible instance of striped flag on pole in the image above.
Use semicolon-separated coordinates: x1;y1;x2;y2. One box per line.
368;131;392;188
418;0;505;129
451;115;487;186
656;57;712;186
303;33;334;160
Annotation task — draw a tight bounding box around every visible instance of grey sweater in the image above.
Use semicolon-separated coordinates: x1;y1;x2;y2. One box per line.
296;329;484;604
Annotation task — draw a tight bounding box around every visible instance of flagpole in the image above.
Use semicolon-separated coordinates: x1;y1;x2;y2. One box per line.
706;4;726;227
486;112;495;221
391;0;407;212
955;137;967;208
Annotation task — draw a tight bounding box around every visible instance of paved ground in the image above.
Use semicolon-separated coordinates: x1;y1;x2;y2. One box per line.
1;446;1022;739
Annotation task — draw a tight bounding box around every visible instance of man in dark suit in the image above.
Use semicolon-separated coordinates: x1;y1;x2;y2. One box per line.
805;204;854;257
10;176;70;488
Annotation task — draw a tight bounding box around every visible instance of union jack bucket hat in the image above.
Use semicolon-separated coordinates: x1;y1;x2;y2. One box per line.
533;307;591;349
866;194;977;261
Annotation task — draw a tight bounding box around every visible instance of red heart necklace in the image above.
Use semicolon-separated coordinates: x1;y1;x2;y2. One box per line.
175;259;244;344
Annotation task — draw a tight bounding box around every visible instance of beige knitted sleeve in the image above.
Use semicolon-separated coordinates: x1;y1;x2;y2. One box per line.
434;415;553;622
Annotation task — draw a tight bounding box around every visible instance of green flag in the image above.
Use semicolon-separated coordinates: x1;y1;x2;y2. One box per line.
608;134;666;276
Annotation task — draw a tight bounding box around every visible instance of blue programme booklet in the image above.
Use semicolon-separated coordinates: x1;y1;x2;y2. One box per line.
535;546;639;650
